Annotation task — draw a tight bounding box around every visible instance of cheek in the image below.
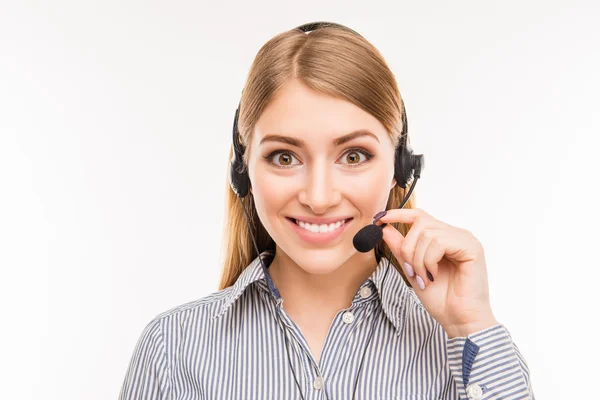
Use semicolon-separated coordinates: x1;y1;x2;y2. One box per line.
250;173;293;231
342;169;393;215
251;171;294;206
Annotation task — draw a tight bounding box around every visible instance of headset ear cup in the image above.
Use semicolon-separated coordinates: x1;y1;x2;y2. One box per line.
229;146;250;198
229;156;250;198
229;106;251;198
394;104;411;189
393;150;404;188
394;142;409;189
395;143;416;189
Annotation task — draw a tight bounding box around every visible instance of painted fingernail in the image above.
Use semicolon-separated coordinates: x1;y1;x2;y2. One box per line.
404;262;415;277
426;270;434;282
373;210;387;222
416;275;425;290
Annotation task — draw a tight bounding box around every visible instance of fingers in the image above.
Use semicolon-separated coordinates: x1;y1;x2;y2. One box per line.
413;230;435;287
380;224;414;280
403;226;433;290
375;208;422;225
381;222;444;291
396;215;429;290
414;229;443;285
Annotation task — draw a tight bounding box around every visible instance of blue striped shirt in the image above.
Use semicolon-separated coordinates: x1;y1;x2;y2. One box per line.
119;250;534;399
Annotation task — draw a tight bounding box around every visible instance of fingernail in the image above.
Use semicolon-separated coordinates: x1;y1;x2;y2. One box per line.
404;262;415;277
426;270;434;282
373;210;387;222
416;275;425;290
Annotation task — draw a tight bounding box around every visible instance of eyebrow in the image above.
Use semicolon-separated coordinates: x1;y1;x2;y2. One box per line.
259;130;380;147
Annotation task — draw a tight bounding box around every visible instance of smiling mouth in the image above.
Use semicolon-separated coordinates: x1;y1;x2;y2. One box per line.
286;217;353;233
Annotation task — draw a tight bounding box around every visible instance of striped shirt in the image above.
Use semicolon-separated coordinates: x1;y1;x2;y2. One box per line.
119;250;535;399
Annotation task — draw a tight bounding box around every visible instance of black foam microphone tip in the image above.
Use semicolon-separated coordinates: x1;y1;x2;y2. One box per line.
353;224;383;253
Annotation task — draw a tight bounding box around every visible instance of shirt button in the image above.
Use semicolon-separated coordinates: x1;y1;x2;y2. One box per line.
466;383;483;400
313;376;324;390
342;311;355;324
359;286;372;298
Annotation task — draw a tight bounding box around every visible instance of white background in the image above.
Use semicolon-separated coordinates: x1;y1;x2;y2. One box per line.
1;1;598;399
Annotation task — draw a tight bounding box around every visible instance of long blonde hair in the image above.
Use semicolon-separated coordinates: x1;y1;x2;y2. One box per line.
218;24;417;290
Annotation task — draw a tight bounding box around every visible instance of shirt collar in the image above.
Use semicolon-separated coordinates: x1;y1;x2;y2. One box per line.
211;249;409;336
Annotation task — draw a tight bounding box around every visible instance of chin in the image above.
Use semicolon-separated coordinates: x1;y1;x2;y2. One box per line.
287;246;354;275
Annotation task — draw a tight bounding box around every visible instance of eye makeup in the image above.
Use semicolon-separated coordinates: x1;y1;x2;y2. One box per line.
263;147;375;169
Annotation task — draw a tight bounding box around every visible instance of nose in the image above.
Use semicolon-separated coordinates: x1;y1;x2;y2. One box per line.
297;159;342;214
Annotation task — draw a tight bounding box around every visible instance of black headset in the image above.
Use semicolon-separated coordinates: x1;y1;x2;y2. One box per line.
227;21;424;400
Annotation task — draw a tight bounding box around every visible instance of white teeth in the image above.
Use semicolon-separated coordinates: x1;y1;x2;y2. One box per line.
296;219;346;233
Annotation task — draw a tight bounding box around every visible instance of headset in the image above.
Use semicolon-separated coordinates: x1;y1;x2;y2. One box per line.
228;21;424;400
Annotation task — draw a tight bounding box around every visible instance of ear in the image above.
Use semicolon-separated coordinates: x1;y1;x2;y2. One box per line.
390;177;397;191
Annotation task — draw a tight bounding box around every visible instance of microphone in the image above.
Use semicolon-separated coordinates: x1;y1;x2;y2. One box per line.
353;223;384;253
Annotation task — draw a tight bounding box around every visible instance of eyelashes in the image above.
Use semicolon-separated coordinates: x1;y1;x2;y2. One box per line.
263;147;375;169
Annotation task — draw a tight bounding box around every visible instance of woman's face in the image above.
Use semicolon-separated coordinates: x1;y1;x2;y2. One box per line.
246;79;397;274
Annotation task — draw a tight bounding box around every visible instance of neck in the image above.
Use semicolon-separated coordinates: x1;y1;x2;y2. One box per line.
267;247;380;315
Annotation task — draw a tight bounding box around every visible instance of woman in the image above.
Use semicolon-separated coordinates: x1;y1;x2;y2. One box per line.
119;22;534;400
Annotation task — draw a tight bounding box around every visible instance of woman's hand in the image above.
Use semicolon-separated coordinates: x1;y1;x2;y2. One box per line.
374;208;498;338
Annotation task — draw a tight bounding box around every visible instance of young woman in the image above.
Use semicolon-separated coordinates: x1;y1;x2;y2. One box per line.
119;22;535;400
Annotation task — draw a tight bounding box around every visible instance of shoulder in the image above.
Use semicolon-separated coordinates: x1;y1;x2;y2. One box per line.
149;286;235;327
134;286;238;344
121;287;242;397
137;254;268;343
126;286;241;365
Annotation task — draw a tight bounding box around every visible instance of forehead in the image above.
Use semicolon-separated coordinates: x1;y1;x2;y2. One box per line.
254;79;389;147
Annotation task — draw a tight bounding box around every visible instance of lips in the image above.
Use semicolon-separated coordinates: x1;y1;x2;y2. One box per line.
286;217;353;245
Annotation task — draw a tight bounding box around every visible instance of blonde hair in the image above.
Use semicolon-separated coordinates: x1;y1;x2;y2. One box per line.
218;24;417;290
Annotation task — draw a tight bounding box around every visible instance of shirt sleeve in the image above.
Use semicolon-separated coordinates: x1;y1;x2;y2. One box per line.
118;317;171;400
446;323;534;400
